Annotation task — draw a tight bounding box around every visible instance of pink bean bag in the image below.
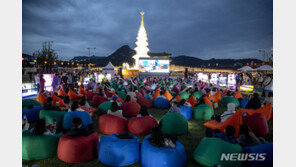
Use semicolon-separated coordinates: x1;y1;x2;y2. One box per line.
98;114;127;135
128;116;158;135
121;101;141;117
86;91;96;101
57;132;99;163
243;113;269;136
137;96;154;108
91;95;108;107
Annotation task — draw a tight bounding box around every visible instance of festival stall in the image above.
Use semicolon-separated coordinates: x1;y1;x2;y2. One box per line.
102;62;115;79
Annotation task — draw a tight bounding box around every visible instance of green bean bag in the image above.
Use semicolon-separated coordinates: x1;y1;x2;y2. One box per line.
111;82;118;90
22;130;62;160
179;92;191;100
22;99;42;110
193;91;204;99
193;137;242;167
39;110;67;127
193;104;214;121
117;91;127;100
221;96;240;107
98;101;111;114
159;113;188;135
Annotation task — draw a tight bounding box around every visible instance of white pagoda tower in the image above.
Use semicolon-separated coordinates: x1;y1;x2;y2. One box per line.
132;11;150;69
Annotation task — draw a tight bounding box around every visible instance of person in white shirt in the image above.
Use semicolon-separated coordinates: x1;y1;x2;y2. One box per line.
107;102;124;118
220;103;236;122
67;101;85;112
127;87;137;101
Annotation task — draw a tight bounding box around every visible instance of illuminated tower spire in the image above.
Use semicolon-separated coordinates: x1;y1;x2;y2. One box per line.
133;11;150;69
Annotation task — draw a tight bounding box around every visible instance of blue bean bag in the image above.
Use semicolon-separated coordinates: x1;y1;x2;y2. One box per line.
22;106;43;123
98;133;141;166
141;135;187;167
62;111;92;130
154;97;170;109
179;105;193;120
240;98;249;108
243;142;273;167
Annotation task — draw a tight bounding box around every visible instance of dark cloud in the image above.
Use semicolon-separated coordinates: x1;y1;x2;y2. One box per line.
22;0;273;60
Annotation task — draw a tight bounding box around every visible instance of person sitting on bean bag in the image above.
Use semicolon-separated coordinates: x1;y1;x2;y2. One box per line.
68;101;84;112
24;119;56;135
206;125;238;144
127;87;137;101
143;90;153;100
158;91;166;99
246;93;262;109
148;126;177;149
43;97;61;111
62;96;71;108
79;96;91;111
137;106;152;117
220;103;236;122
107;102;124;118
124;95;131;103
67;117;94;137
263;92;273;107
168;100;181;113
238;124;267;148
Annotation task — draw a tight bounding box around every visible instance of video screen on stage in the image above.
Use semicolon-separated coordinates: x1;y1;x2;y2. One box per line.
139;59;169;73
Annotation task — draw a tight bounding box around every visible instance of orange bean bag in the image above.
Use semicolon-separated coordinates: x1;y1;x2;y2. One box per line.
152;90;160;99
68;88;83;100
204;110;243;137
37;92;47;105
78;86;87;95
174;94;181;102
137;96;154;108
51;93;62;106
98;114;127;135
208;91;221;103
239;103;272;121
222;89;228;96
58;88;67;97
57;132;99;163
127;116;158;135
186;95;197;108
234;89;242;99
58;99;70;109
164;89;173;101
121;101;141;117
79;105;98;114
204;96;213;107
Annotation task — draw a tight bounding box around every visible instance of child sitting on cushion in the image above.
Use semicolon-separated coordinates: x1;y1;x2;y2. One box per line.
67;117;94;137
148;126;177;148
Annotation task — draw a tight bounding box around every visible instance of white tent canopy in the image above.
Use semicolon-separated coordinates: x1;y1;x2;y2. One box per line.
237;66;254;71
103;62;115;70
255;65;273;71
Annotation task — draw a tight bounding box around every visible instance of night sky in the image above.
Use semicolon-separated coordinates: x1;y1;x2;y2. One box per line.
22;0;273;60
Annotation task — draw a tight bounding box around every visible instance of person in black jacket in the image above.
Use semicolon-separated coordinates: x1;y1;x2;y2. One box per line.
43;97;61;111
67;117;94;137
246;93;262;109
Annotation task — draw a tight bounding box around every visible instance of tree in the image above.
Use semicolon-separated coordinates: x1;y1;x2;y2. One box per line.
35;41;58;72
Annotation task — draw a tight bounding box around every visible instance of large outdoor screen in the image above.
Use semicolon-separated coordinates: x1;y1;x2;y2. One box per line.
139;59;169;73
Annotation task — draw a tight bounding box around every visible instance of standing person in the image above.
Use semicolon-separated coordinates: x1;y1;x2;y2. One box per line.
40;74;45;92
35;73;40;92
51;73;59;92
61;73;68;91
246;93;262;109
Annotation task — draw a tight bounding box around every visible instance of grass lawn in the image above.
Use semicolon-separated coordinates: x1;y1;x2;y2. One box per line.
22;101;273;167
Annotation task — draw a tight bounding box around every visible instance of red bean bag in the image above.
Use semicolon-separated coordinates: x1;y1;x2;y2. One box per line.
204;96;213;107
121;101;141;117
78;86;87;95
128;116;158;135
98;114;127;135
140;88;146;96
208;91;222;103
135;91;143;98
91;95;107;107
234;89;242;99
240;103;272;121
85;91;96;101
222;89;228;96
68;88;83;100
243;113;269;136
36;92;47;105
57;132;99;163
137;96;154;108
186;95;197;108
104;91;113;98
